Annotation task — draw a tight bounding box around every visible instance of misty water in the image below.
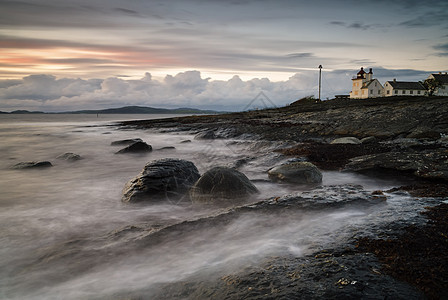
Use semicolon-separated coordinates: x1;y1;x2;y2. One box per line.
0;114;436;299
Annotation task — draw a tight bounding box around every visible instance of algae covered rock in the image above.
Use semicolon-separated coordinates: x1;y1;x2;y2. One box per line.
190;167;258;204
268;161;322;184
122;158;200;203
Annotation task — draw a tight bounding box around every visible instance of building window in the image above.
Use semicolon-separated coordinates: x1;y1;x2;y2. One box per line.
375;82;377;87
402;90;406;94
417;90;421;94
410;90;413;94
370;89;373;94
354;91;358;95
387;90;390;94
394;90;398;94
378;90;381;94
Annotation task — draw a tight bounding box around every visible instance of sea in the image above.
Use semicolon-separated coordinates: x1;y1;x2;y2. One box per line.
0;114;437;299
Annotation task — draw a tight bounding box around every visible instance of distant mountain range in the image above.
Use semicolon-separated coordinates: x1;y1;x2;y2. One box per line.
0;106;225;115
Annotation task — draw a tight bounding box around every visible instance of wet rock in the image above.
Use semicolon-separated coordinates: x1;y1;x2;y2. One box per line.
180;139;191;143
12;161;52;169
190;167;258;204
406;126;440;139
330;137;361;145
111;138;143;146
122;158;200;203
345;149;448;181
384;138;422;149
157;146;176;151
116;141;152;154
194;130;216;140
360;136;376;144
56;152;82;161
268;161;322;184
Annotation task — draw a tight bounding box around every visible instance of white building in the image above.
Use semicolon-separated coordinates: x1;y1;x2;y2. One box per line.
349;67;384;99
426;72;448;96
383;79;427;97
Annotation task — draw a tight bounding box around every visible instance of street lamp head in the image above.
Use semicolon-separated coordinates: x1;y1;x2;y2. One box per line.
318;65;322;69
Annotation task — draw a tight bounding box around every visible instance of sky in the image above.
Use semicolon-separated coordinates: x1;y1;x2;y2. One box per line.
0;0;447;112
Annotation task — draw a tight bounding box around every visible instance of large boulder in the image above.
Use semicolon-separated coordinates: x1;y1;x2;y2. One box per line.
116;141;152;154
12;161;52;169
122;158;200;203
190;167;258;204
268;161;322;184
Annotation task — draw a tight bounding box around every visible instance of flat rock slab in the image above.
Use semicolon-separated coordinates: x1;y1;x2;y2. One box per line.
346;149;448;181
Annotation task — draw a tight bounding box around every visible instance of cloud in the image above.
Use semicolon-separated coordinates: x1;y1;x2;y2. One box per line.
433;42;448;56
0;71;333;112
399;11;448;28
0;67;437;112
329;21;382;31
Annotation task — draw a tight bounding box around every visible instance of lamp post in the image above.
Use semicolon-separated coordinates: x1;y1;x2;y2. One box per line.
318;65;322;101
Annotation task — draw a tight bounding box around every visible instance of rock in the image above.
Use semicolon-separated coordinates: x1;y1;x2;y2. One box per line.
122;159;200;203
268;161;323;184
345;149;448;181
406;127;440;139
330;137;361;145
360;136;376;144
157;146;176;150
190;167;258;204
115;141;152;154
111;138;143;146
180;139;192;143
194;130;215;140
56;152;82;161
384;138;422;149
12;161;52;169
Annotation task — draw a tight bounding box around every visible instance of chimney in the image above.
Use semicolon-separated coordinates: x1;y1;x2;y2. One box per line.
393;78;396;82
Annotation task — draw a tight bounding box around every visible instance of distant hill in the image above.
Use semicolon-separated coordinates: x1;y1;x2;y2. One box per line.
69;106;222;114
1;106;225;115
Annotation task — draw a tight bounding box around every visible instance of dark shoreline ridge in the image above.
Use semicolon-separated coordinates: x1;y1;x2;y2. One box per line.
118;96;448;299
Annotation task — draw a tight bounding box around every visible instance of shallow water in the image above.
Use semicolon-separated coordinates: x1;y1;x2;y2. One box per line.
0;114;435;299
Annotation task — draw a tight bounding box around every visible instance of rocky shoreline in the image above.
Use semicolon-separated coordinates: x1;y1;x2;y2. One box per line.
116;96;448;299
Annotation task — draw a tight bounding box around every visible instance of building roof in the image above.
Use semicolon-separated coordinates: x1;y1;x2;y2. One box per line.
385;81;426;90
431;73;448;84
361;79;382;89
